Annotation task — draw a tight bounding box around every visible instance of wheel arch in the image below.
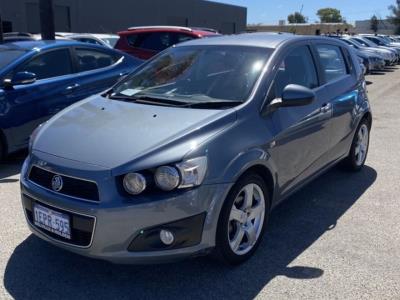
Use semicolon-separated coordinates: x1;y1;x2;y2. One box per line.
361;111;372;128
232;164;276;208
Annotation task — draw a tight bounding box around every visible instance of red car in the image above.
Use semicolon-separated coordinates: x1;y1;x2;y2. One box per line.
115;26;220;60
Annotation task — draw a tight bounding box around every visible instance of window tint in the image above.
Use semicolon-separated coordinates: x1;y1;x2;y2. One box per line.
126;32;172;51
138;32;173;51
172;33;195;44
270;45;318;99
126;34;139;47
75;48;119;72
316;45;348;82
18;49;72;80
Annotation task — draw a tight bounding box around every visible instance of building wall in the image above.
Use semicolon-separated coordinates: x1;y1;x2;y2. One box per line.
247;23;354;35
0;0;247;34
355;19;396;35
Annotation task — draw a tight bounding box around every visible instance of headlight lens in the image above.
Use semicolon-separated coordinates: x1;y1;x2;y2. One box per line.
122;156;208;196
123;173;147;195
155;166;180;191
176;156;207;188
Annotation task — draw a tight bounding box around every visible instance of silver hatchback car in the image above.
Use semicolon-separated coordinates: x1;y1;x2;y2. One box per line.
21;33;371;265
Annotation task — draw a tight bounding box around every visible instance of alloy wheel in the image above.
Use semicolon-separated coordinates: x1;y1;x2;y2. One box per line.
228;183;265;255
355;124;369;166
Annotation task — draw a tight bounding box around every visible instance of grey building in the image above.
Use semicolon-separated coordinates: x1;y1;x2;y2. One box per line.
0;0;247;34
355;19;396;35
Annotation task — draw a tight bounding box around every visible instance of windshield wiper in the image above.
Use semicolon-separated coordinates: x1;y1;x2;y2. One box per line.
182;100;243;108
107;92;190;107
107;92;242;108
134;95;190;107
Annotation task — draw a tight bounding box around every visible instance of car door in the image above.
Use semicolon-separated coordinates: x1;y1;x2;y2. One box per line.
67;47;126;100
313;43;359;160
266;44;333;196
3;48;76;150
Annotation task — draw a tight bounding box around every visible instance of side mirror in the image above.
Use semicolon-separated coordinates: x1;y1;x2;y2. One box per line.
262;84;315;115
4;71;37;89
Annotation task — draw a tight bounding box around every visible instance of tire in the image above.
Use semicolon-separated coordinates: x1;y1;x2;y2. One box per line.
214;173;270;265
342;118;370;171
0;138;5;162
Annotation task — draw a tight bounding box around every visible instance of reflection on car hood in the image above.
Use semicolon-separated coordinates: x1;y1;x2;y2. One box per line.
33;95;236;169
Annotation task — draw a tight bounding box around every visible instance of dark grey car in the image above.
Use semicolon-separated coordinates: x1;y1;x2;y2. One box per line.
21;33;371;265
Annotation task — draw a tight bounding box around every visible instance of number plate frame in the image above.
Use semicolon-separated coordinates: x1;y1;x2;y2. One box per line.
33;204;71;239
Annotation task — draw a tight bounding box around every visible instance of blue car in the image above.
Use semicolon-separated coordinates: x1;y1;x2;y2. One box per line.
0;40;142;158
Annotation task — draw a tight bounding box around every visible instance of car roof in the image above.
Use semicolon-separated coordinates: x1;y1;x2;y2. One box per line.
175;32;335;49
68;33;118;38
0;40;110;51
118;26;219;36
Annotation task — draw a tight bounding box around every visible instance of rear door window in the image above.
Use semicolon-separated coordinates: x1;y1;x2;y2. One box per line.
17;49;73;80
75;48;120;72
137;32;173;51
127;32;172;50
171;33;195;44
316;44;348;83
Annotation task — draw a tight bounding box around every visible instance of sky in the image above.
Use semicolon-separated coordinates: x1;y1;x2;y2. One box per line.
213;0;396;24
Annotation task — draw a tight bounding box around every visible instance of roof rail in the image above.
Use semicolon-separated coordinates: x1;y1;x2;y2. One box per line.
127;26;193;32
190;27;219;33
4;32;33;37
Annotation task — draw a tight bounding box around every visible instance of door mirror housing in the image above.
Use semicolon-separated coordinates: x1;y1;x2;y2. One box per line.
263;84;315;116
4;72;37;89
281;84;316;107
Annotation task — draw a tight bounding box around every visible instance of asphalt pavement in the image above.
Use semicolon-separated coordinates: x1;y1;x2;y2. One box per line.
0;67;399;299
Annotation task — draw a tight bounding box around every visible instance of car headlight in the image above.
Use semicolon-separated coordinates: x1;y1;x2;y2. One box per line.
122;156;208;195
123;173;147;195
176;156;207;188
155;166;180;191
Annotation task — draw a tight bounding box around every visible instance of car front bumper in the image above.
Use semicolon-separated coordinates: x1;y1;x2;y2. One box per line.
20;153;232;264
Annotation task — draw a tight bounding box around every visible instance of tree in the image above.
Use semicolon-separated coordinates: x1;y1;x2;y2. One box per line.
287;12;307;24
370;15;379;34
317;8;343;23
388;0;400;34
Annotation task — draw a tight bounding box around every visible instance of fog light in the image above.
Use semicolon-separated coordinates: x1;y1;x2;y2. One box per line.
160;229;174;245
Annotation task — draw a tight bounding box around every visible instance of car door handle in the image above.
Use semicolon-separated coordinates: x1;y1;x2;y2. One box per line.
320;103;332;113
65;83;80;91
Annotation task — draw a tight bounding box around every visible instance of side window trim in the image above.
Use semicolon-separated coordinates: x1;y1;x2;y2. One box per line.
340;46;354;74
13;47;74;82
71;47;122;74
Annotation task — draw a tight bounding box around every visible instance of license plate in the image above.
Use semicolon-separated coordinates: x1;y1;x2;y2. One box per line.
33;204;71;239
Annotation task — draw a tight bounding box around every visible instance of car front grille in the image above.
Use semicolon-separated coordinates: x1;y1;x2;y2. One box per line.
28;166;100;202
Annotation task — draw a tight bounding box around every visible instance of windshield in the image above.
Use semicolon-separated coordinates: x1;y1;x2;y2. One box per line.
0;49;26;69
353;38;377;47
362;38;379;47
103;37;119;47
110;45;272;107
342;39;359;49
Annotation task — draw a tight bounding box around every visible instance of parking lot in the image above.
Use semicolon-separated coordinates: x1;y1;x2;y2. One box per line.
0;66;399;299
